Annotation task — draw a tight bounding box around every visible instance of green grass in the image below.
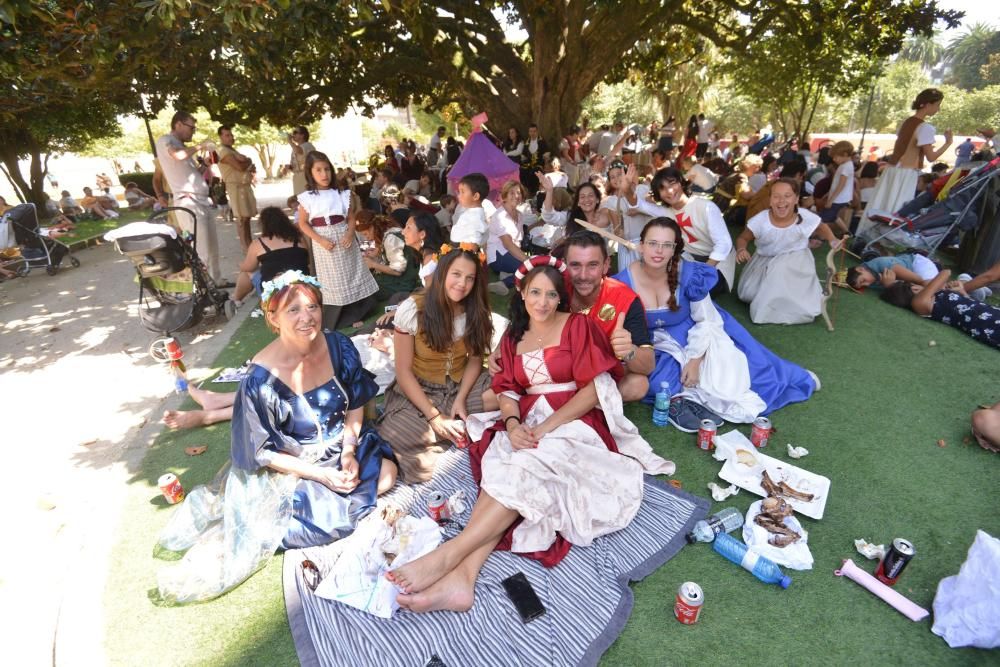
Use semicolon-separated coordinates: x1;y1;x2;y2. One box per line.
58;210;149;247
104;259;1000;666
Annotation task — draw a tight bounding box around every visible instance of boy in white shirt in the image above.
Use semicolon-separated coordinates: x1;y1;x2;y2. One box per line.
449;172;490;248
435;194;457;230
819;140;854;234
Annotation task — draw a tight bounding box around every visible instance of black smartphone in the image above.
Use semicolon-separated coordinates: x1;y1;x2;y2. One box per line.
501;572;546;623
423;655;447;667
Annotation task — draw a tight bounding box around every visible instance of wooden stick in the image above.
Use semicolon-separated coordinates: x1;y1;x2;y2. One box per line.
573;218;637;250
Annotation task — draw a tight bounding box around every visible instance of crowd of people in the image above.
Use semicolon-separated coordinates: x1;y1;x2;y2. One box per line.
142;97;999;609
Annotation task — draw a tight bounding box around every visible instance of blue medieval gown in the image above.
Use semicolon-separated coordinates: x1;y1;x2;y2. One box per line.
614;261;815;422
156;331;396;603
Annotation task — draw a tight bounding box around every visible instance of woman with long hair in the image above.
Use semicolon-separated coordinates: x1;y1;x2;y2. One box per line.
296;151;378;330
613;218;816;431
232;206;310;306
361;210;441;300
375;246;494;482
858;88;954;238
503;127;524;160
387;255;674;613
538;176;613;247
679;115;699;160
156;272;398;603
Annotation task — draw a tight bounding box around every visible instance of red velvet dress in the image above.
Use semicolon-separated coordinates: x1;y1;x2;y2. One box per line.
467;313;624;566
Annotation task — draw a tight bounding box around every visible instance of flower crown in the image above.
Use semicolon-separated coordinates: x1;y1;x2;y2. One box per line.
261;270;322;306
434;242;486;264
513;255;568;290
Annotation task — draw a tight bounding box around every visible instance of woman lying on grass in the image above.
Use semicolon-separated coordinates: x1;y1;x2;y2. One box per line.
880;268;1000;350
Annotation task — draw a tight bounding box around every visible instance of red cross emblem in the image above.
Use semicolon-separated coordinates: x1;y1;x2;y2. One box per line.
676;211;698;243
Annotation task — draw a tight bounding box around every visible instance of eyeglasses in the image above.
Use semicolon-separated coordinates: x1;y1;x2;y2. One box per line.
301;559;321;591
182;122;196;130
643;240;677;251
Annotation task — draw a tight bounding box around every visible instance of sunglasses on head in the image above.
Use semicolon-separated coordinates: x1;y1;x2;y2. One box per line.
301;559;321;591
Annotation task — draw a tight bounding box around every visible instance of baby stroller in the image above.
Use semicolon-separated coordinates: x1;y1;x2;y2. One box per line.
859;158;1000;259
3;203;80;276
108;207;235;346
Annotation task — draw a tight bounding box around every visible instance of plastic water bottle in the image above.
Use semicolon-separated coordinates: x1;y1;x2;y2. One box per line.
686;507;745;543
652;382;670;426
712;533;792;589
171;359;188;394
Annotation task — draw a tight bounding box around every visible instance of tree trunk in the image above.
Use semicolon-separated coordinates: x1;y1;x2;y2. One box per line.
252;144;275;179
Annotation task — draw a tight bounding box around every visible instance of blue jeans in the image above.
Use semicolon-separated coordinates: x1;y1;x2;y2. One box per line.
490;251;524;287
251;270;263;296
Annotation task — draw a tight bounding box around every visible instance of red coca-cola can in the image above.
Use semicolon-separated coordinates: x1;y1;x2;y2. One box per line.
165;337;184;361
750;417;773;448
453;420;470;449
674;581;704;624
427;491;451;523
158;473;185;504
875;538;915;586
696;420;716;451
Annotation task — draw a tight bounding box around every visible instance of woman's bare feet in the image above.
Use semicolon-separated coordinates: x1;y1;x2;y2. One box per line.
187;385;235;411
396;566;475;613
162;409;210;430
388;543;462;593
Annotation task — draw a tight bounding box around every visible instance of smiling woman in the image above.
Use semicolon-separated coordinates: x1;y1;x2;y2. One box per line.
375;247;494;482
155;271;398;603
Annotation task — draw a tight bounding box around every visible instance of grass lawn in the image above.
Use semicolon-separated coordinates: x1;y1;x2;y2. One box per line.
57;210;150;248
104;253;999;666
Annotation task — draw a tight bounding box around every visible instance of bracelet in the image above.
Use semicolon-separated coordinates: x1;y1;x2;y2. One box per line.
504;415;521;429
425;410;441;422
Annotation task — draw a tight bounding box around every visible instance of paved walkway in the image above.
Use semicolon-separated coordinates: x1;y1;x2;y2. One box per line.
0;183;290;665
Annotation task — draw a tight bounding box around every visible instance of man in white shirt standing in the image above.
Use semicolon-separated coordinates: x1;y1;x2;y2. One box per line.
696;113;714;159
156;111;229;286
427;126;445;168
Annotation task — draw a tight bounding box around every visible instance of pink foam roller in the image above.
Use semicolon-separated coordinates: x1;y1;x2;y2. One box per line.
834;558;929;622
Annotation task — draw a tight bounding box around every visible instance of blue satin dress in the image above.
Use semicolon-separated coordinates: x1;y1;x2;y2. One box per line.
231;331;396;549
614;261;815;414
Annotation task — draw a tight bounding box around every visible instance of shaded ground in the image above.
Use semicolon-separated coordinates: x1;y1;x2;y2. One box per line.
0;182;292;666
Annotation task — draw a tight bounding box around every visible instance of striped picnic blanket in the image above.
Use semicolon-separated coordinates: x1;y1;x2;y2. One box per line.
283;449;708;667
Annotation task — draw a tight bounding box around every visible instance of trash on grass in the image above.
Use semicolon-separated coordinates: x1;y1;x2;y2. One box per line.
786;444;809;459
855;539;886;561
707;481;739;502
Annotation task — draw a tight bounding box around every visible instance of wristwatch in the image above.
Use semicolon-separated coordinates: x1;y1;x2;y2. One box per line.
622;346;637;363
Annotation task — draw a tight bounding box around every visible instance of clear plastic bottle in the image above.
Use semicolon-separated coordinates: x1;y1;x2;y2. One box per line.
686;507;745;543
652;381;670;427
712;533;792;589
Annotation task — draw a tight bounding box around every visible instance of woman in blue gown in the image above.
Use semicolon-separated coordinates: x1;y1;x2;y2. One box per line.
157;271;397;603
613;218;816;425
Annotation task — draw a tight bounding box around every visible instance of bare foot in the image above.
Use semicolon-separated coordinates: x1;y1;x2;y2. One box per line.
187;385;233;411
396;567;475;613
387;544;460;593
162;409;209;430
351;320;365;329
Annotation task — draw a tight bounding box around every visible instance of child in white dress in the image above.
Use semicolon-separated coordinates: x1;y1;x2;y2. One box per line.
296;151;378;330
736;178;839;325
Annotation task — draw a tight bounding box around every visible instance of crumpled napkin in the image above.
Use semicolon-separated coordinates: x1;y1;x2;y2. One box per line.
787;444;809;459
854;538;886;561
313;509;442;618
707;482;739;502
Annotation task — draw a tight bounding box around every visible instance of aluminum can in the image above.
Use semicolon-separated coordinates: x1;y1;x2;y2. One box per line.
674;582;704;624
158;473;185;504
696;420;716;451
165;337;184;361
750;417;773;448
427;491;451;523
875;538;915;586
453;420;470;449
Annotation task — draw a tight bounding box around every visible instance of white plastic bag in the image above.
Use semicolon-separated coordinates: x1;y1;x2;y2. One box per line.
932;530;1000;648
742;500;813;570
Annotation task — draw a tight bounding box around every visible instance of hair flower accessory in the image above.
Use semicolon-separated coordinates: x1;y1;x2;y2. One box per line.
434;242;486;264
261;270;322;305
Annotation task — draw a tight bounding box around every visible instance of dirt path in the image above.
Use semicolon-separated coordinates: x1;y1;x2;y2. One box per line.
0;185;289;665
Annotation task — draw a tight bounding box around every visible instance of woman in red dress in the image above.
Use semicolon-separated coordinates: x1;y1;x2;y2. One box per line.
388;256;674;613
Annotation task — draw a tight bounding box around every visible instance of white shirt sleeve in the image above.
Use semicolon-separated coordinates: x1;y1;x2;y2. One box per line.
703;202;733;262
382;233;407;273
393;297;419;335
634;197;674;220
915;122;936;147
540;207;569;226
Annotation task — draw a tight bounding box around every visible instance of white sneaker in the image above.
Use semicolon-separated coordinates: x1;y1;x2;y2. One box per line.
807;370;821;391
488;281;509;296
